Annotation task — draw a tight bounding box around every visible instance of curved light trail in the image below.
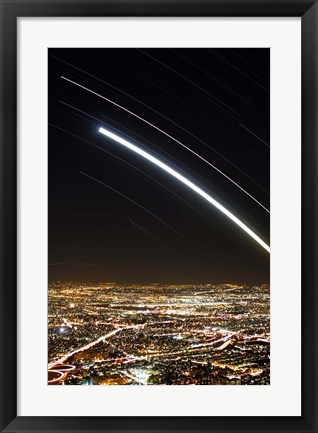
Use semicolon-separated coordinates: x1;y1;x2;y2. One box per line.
80;170;193;246
130;219;168;248
49;122;209;232
98;126;270;253
61;76;269;213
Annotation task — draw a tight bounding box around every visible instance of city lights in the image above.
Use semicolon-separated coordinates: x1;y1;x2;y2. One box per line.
48;282;270;385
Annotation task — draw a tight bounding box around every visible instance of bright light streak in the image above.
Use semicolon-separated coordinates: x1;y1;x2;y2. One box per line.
98;127;270;253
61;76;269;213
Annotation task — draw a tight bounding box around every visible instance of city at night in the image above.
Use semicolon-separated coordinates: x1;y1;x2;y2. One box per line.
48;48;270;385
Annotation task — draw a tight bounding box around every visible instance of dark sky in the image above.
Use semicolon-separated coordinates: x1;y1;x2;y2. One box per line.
48;48;270;284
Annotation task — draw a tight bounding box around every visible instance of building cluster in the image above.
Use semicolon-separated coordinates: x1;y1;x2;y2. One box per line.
48;282;270;385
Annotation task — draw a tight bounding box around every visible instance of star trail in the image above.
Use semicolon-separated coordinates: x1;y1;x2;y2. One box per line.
98;126;270;252
49;48;270;283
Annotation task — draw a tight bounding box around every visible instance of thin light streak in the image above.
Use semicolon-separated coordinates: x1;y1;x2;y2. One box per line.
57;61;266;193
130;220;168;248
61;76;269;213
137;49;240;116
80;171;193;246
98;126;270;253
48;122;212;227
239;123;270;148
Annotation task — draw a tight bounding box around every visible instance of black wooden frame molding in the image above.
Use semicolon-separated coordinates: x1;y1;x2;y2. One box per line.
0;1;317;432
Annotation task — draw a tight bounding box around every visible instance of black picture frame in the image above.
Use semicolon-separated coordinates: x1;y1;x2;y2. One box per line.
0;1;317;432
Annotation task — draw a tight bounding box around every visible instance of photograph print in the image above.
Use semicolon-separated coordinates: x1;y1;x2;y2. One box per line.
48;48;270;385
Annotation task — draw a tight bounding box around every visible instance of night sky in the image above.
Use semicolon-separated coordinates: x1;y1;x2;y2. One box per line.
48;48;270;284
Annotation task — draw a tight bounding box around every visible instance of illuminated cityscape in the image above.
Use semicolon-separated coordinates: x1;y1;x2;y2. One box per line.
48;49;270;386
48;282;270;385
